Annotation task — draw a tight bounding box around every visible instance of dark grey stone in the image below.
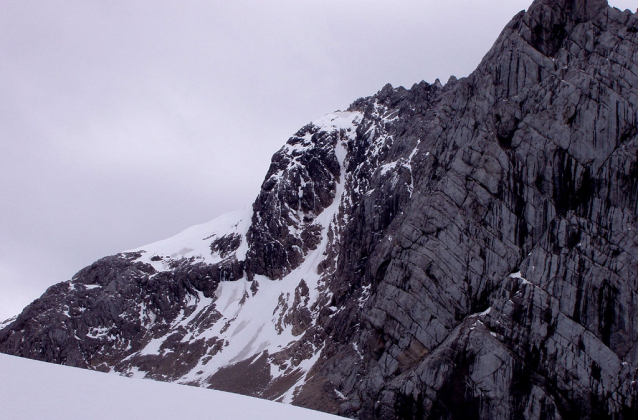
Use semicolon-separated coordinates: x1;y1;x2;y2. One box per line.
2;1;638;419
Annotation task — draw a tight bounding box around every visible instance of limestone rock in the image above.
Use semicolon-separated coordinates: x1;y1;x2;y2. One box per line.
2;1;638;419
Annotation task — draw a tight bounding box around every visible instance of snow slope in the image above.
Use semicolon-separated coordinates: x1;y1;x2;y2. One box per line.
128;207;252;270
0;353;342;420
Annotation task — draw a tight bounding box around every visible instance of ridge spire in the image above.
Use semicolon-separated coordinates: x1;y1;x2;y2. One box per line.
530;0;608;21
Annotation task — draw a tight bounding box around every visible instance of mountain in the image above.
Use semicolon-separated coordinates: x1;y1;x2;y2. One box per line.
0;352;342;420
2;0;638;418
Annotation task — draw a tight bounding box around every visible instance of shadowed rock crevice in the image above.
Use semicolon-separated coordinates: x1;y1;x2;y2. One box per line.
2;1;638;419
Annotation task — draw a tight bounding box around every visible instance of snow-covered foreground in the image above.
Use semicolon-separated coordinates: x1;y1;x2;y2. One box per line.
0;353;342;420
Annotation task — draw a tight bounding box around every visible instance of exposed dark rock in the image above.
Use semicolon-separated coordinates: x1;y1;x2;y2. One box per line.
210;233;242;259
245;120;344;279
2;1;638;419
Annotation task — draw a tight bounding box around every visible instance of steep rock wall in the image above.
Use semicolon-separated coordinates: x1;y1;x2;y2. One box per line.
2;1;638;419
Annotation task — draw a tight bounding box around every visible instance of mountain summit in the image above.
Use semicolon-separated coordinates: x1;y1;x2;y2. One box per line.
2;0;638;418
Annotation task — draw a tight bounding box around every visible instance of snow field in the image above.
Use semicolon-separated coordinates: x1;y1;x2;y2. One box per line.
0;353;342;420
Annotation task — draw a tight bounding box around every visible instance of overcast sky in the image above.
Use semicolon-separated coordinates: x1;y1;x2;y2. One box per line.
1;0;635;321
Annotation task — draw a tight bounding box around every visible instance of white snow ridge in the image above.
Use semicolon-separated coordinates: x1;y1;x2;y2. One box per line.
0;353;342;420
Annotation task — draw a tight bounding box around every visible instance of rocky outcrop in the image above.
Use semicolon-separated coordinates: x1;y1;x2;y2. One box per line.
245;118;349;279
2;1;638;419
303;1;638;418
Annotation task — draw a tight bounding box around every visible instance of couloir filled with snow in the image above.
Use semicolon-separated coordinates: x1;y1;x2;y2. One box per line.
108;111;364;400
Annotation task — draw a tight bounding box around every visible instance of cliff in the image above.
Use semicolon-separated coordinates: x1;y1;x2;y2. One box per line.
2;1;638;418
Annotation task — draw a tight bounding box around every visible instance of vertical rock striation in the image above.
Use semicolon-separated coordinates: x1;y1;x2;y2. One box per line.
2;0;638;419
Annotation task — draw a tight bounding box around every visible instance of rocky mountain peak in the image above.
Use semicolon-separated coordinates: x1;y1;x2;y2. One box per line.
533;0;608;20
517;0;610;56
2;1;638;419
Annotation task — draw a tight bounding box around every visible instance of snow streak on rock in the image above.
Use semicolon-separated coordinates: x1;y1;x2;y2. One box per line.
0;110;363;402
4;2;638;419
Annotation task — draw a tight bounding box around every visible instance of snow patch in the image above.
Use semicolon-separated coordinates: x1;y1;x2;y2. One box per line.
139;337;166;356
0;315;16;330
129;207;252;271
509;271;531;285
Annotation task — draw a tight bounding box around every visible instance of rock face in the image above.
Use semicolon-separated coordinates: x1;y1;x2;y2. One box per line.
2;0;638;418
